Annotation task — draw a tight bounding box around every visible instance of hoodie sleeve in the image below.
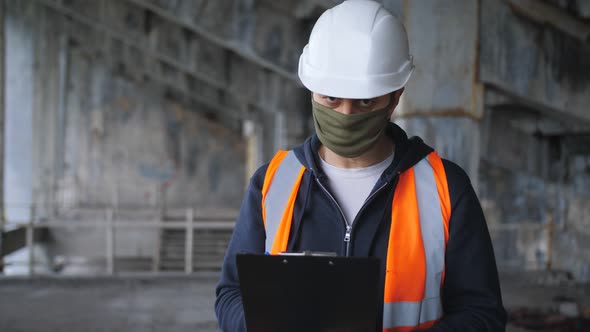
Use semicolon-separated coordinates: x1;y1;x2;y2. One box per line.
215;165;268;332
422;161;507;332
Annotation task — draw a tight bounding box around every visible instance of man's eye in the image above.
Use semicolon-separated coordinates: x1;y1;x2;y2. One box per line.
359;99;374;107
325;96;338;103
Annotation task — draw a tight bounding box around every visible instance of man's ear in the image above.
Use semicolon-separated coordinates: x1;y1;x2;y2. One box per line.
394;88;405;102
389;88;405;117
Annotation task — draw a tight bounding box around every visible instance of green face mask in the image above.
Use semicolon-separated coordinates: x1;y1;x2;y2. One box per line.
312;96;394;158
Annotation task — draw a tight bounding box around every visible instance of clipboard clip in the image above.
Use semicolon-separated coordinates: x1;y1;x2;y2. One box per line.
278;251;337;257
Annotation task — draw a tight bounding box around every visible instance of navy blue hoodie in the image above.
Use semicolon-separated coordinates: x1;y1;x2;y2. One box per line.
215;123;506;331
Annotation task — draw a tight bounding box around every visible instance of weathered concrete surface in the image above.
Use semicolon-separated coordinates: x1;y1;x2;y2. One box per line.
394;116;481;187
2;1;249;271
552;156;590;281
479;0;590;123
476;0;590;283
59;48;246;209
29;28;244;213
479;104;590;281
391;0;483;182
5;0;35;222
400;0;483;119
0;0;6;238
30;2;62;220
545;0;590;19
23;0;316;218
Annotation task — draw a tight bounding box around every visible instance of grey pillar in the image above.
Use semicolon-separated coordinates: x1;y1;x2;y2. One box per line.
395;0;483;188
0;0;6;273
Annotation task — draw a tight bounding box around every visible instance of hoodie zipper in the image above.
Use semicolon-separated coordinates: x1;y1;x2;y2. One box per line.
315;178;350;235
315;177;391;256
345;181;390;255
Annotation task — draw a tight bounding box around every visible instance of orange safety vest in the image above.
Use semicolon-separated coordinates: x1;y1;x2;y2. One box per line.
262;150;451;332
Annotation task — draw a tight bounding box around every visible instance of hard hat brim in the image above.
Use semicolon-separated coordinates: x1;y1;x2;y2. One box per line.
298;50;414;99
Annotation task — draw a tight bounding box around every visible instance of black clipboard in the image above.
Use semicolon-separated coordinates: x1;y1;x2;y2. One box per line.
237;253;380;332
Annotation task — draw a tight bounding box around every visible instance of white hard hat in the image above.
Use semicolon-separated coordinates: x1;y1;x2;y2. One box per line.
298;0;414;99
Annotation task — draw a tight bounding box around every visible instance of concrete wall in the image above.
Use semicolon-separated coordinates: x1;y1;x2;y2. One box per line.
4;0;590;278
27;3;247;214
6;1;250;267
393;0;483;183
385;0;590;280
479;106;554;271
477;0;590;280
479;0;590;123
480;120;590;281
60;50;246;209
553;154;590;281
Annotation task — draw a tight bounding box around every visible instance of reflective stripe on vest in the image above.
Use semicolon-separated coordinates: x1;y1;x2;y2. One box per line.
261;150;306;254
262;150;451;331
383;153;450;331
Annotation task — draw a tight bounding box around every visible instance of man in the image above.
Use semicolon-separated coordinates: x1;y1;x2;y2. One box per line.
216;0;506;331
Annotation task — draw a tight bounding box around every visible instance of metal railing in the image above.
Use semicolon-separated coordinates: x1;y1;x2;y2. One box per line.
2;208;236;276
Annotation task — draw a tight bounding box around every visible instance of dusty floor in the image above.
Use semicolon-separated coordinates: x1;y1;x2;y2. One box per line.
0;273;221;332
501;271;590;332
0;271;589;332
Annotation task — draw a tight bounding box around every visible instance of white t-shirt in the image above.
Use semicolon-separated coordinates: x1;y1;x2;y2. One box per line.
319;153;394;226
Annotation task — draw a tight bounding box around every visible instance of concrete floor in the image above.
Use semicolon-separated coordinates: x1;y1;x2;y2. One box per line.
0;273;221;332
0;271;589;332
